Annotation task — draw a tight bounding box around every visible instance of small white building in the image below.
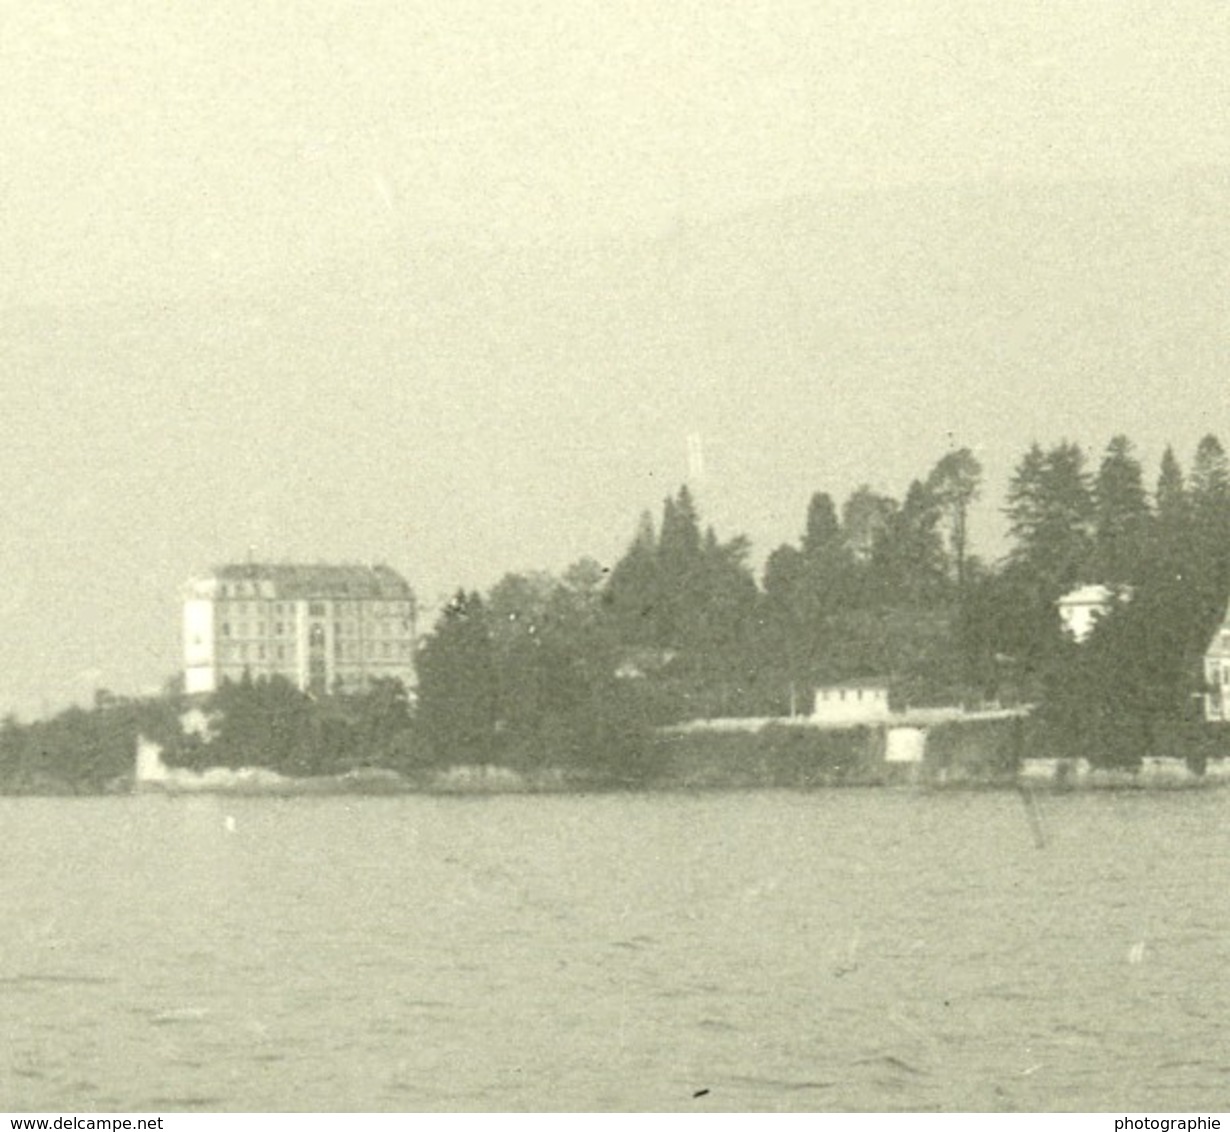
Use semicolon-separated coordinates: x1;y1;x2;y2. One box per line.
812;681;891;726
1057;584;1129;643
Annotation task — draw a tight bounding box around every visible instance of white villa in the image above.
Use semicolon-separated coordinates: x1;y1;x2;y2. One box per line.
1057;583;1130;643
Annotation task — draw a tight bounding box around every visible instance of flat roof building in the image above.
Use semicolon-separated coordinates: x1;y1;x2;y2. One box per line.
183;563;417;697
812;680;891;726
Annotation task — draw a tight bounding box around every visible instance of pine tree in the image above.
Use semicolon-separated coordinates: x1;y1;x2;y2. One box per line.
1142;445;1190;588
1155;445;1186;526
658;484;702;566
1005;440;1095;596
604;510;661;647
1186;434;1230;656
655;486;704;649
1092;434;1150;584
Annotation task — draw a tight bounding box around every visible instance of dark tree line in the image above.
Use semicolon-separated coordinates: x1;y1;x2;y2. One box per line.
412;435;1230;774
1010;435;1230;768
415;563;653;782
0;675;426;793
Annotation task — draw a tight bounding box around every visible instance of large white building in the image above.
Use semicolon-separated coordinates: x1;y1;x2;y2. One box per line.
183;563;417;696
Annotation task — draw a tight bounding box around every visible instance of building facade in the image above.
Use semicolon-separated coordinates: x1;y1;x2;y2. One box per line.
812;681;891;726
1204;618;1230;722
183;563;417;697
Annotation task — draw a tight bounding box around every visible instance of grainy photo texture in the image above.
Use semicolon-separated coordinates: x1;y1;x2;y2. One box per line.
2;1;1228;1115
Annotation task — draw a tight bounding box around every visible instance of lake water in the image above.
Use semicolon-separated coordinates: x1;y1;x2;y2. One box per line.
2;788;1228;1112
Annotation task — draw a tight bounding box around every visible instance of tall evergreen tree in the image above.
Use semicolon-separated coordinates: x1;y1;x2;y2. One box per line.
1143;445;1191;587
415;591;499;762
1092;434;1150;584
1186;434;1230;651
655;486;705;649
1005;440;1095;596
798;489;856;616
1190;434;1230;504
801;492;842;560
604;510;660;646
658;484;702;566
1155;445;1187;526
605;487;760;717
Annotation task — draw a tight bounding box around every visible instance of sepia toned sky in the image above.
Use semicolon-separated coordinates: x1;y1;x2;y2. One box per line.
1;1;1228;717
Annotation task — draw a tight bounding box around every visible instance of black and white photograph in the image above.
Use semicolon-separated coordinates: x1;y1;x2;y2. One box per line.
2;0;1229;1117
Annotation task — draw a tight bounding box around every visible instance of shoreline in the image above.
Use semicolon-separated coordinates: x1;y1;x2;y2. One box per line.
5;756;1230;798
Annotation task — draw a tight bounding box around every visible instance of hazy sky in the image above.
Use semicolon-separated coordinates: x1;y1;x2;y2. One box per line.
1;2;1228;717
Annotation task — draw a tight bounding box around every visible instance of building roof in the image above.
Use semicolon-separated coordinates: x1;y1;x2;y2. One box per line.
1207;623;1230;659
208;562;413;600
1057;584;1120;607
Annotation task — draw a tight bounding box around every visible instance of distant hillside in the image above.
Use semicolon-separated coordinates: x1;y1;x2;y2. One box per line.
1;168;1227;716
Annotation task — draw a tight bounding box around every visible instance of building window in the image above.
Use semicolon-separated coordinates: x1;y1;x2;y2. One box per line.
276;645;285;660
258;645;266;660
222;623;231;637
309;602;326;616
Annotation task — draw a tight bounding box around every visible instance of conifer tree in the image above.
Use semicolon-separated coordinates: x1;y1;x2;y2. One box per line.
1155;445;1186;526
1186;434;1230;653
604;510;660;647
415;591;498;762
1092;434;1150;584
1005;440;1095;596
801;492;842;560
